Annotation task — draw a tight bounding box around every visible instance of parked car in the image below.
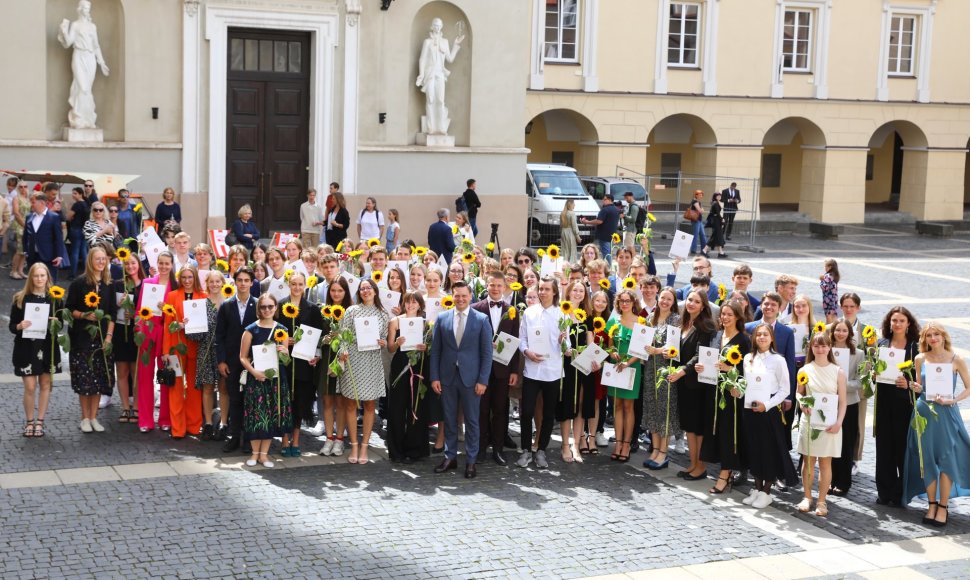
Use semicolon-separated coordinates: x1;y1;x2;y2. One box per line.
526;163;601;248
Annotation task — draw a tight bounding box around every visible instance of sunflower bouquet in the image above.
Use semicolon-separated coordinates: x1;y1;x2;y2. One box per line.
564;308;589;408
856;325;882;399
46;286;70;376
81;291;114;386
556;300;575;400
714;344;747;451
262;328;293;424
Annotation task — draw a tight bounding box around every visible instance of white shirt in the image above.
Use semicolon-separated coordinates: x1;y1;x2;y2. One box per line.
236;295;252;324
486;297;504;334
357;210;384;240
743;352;791;409
519;303;565;382
30;209;46;234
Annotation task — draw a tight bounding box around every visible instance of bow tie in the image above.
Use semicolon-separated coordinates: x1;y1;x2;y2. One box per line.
489;301;504;308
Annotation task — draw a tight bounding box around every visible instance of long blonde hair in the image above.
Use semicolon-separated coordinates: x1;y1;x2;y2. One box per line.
13;263;53;308
560;199;575;226
85;246;113;286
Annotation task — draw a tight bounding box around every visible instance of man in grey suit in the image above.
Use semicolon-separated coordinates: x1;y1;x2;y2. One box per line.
429;281;493;478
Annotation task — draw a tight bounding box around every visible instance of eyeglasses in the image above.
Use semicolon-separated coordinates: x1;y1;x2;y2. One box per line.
258;305;275;311
84;184;94;187
109;209;119;214
617;298;633;304
92;208;104;213
517;259;530;265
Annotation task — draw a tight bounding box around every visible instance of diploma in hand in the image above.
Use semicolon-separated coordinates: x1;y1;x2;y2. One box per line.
184;299;209;334
354;316;381;351
22;303;50;340
744;371;771;409
252;344;279;375
493;331;521;366
668;231;693;260
810;393;838;429
923;363;953;399
571;343;609;376
697;346;719;385
877;347;905;383
399;317;425;352
292;325;322;361
601;362;636;390
529;327;552;359
139;283;166;316
627;324;656;361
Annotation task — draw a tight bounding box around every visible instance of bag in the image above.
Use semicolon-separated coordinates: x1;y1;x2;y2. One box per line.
633;203;646;233
224;231;239;247
455;195;468;214
683;206;700;222
156;365;176;387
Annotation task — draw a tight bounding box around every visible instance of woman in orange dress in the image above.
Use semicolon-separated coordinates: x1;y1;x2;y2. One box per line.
161;265;207;439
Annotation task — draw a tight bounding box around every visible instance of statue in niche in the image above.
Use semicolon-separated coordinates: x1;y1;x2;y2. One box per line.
58;0;110;130
416;18;464;137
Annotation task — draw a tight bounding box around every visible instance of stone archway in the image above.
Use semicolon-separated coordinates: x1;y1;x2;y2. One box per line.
524;108;600;176
645;114;717;205
866;120;928;215
760;117;826;214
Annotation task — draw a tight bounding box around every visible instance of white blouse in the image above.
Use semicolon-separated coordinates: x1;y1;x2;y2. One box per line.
743;351;791;410
519;304;565;382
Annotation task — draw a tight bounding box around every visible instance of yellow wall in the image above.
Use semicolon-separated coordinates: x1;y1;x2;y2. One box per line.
865;135;895;204
760;139;804;204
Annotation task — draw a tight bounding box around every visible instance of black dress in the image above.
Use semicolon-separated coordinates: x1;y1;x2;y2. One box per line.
66;278;117;396
276;296;325;428
700;331;751;470
707;201;726;247
9;294;62;376
875;339;919;505
386;325;432;461
558;321;593;421
676;325;716;434
110;279;140;363
313;316;339;397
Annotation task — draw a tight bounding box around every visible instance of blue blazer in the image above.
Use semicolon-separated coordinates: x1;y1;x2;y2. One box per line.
215;295;258;372
745;320;796;400
427;220;456;265
23;211;67;267
429;308;493;388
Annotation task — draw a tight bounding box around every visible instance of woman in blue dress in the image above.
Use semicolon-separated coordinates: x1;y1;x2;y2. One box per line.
903;322;970;527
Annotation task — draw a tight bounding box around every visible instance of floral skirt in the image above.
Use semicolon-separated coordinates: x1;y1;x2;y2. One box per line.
69;347;115;396
244;376;292;439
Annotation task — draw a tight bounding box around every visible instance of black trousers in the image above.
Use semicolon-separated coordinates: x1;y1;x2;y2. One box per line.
227;367;245;438
831;402;860;491
386;379;429;460
875;383;912;503
480;369;510;451
520;377;558;452
724;210;737;237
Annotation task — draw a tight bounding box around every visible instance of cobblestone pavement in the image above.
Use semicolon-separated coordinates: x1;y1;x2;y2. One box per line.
1;226;969;579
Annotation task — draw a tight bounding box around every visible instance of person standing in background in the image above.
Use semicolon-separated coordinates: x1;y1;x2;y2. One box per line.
721;182;740;241
462;179;482;238
299;189;323;248
154;187;182;228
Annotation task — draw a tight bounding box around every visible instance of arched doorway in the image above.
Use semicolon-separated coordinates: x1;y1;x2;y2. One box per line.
760;117;826;214
525;109;599;175
646;114;717;206
866;121;928;215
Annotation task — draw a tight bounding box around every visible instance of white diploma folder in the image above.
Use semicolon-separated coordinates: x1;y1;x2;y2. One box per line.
492;331;521;366
810;393;838;429
353;316;381;352
252;344;279;375
571;343;609;376
627;324;656;361
601;362;636;390
22;303;50;340
292;325;322;361
923;363;954;399
668;231;694;260
139;283;166;316
877;347;905;383
399;317;425;352
183;299;209;334
744;370;772;409
697;346;719;385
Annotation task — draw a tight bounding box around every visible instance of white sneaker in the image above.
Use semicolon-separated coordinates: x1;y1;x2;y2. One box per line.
851;462;859;475
154;391;161;409
319;439;335;456
595;433;608;447
98;395;112;409
534;450;549;469
742;489;759;505
752;491;774;509
330;439;344;456
262;460;275;468
90;419;105;433
80;418;93;433
308;421;325;437
674;437;687;454
245;459;258;467
515;450;532;468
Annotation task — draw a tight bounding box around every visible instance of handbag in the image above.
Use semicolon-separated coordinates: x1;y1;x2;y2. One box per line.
156;364;176;386
683;206;700;222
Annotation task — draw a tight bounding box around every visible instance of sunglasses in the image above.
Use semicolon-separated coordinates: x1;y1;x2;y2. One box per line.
258;304;275;311
516;259;530;264
93;208;104;213
84;184;94;187
109;209;119;213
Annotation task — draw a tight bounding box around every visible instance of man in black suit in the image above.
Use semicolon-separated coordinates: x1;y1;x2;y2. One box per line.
216;266;258;451
23;192;66;280
721;182;740;240
471;271;521;466
462;178;482;237
427;207;456;265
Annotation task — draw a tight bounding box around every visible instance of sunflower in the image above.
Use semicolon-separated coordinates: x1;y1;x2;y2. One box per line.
220;284;236;299
611;232;621;244
459;252;473;264
537;248;546;258
335;240;345;253
133;202;144;213
608;324;620;339
797;371;809;386
485;242;495;252
414;246;428;257
813;321;827;334
725;346;743;366
592;317;606;332
441;296;455;310
647;212;657;222
622;277;636;290
348;250;363;259
279;304;297;320
862;325;876;339
897;360;914;371
451;225;459;235
331;305;346;321
371;270;383;283
594;278;608;291
666;346;679;359
507;306;517;321
283;268;295;282
547;245;560;260
83;292;100;309
273;329;289;344
162;304;177;317
115;247;131;261
637;316;646;326
367;238;380;248
573;309;587;323
215;259;230;272
138;306;153;320
48;286;66;300
321;305;333;319
717;283;727;302
509;282;523;292
866;335;876;347
306;275;318;289
559;300;573;316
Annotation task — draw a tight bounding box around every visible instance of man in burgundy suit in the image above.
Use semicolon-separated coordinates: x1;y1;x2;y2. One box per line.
471;271;521;465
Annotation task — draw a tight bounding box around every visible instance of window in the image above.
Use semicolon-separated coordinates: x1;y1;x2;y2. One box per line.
667;3;700;67
865;155;874;181
544;0;579;62
782;10;813;71
230;38;303;73
761;154;782;188
888;15;917;76
660;153;681;188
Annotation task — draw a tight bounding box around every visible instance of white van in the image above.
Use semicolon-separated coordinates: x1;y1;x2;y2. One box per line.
526;163;602;248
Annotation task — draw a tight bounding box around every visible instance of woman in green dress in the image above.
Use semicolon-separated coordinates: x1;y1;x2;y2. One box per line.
605;289;642;462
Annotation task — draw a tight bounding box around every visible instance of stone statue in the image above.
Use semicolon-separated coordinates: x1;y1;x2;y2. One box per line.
416;18;464;140
58;0;109;131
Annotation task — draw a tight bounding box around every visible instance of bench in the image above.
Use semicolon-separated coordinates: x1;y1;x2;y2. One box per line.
915;221;954;238
808;222;844;240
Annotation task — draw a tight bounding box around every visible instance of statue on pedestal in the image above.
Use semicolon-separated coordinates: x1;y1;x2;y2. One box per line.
58;0;110;131
416;18;463;144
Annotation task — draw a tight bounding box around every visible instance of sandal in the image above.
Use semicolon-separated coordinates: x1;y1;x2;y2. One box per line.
796;498;813;513
617;441;631;463
33;419;44;438
131;409;139;420
815;501;828;517
709;476;731;495
561;446;575;464
358;445;369;465
923;501;938;525
23;420;35;438
579;435;590;455
118;409;131;423
347;442;359;464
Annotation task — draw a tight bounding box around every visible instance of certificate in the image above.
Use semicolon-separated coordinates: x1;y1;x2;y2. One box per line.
425;297;443;323
340;272;361;303
387;261;410;287
697;346;719;385
115;293;134;325
22;303;50;340
268;277;289;301
791;324;809;356
539;255;563;277
601;362;636;391
810;393;838;429
877;347;905;383
252;344;279;375
144;242;166;270
832;347;851;375
528;326;553;359
399;317;425;352
924;363;954;399
353;316;382;351
492;331;521;366
292;324;322;361
288;260;308;277
744;370;772;409
664;326;682;360
627;324;656;361
139;283;166;316
137;227;163;248
668;230;694;260
380;289;402;315
184;299;209;334
163;355;184;377
572;343;609;376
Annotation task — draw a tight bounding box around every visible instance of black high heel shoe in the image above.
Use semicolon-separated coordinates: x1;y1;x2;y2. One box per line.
932;504;949;528
922;501;938;525
709;476;731;494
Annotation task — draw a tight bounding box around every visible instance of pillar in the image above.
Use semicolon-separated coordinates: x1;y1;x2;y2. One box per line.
904;149;966;220
800;147;866;223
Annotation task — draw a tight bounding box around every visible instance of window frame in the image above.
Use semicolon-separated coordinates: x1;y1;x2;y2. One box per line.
543;0;580;64
887;14;918;77
666;2;702;68
781;8;814;73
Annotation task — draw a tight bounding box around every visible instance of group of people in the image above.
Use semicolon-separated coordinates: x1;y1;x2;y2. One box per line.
9;186;969;522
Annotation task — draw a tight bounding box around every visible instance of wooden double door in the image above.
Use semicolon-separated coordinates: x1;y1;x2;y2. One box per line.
226;28;310;234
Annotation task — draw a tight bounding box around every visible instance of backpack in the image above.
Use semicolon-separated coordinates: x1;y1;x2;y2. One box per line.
631;202;645;233
455;195;468;214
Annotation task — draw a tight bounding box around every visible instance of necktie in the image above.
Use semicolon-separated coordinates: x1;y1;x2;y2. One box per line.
489;301;503;308
455;311;465;346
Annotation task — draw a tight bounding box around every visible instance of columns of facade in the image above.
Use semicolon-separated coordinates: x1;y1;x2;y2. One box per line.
799;147;866;223
901;148;965;220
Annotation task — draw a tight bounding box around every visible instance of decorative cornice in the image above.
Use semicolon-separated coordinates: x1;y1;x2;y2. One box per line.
185;0;201;17
346;0;361;26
